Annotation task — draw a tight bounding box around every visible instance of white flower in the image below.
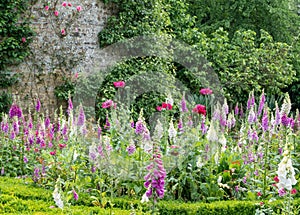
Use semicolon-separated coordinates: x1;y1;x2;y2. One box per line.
207;122;218;142
196;156;204;168
141;193;149;203
168;119;177;142
53;185;64;209
154;120;164;140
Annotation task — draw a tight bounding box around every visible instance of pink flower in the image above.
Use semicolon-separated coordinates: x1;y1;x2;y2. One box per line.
54;11;59;16
200;88;213;95
68;2;72;6
21;37;26;43
45;5;49;11
113;81;125;88
257;192;262;197
192;104;206;116
291;189;297;195
260;202;264;206
61;29;66;35
101;100;113;109
274;176;279;183
50;151;56;156
76;6;82;12
58;144;66;149
62;2;67;7
156;106;162;111
161;103;172;110
74;72;78;78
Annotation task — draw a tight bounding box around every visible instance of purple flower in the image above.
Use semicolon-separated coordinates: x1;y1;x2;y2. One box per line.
97;127;102;139
104;116;110;130
234;103;239;115
281;114;290;127
243;176;247;184
9;104;23;119
24;156;28;163
254;170;259;176
1;122;9;133
130;121;135;128
278;188;286;197
91;166;96;173
201;120;207;135
45;117;51;128
178;118;184;133
10;131;15;140
143;148;166;199
1;167;4;175
235;186;239;192
262;109;269;132
73;190;79;201
67;97;73;115
13;121;19;135
62;125;68;136
126;144;136;155
36;99;41;112
135;120;145;134
278;147;283;155
180;96;188;112
77;106;85;126
257;91;265;116
275;105;281;125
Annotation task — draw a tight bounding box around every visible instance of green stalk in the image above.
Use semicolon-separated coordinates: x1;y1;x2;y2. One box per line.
263;138;269;197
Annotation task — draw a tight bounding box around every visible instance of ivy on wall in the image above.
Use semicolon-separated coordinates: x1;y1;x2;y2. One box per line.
0;0;34;114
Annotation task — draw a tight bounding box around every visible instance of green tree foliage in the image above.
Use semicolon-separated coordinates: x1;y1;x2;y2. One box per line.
187;0;300;108
187;0;300;43
0;0;33;114
97;0;298;122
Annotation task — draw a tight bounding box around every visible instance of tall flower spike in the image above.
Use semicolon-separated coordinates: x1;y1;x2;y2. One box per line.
280;93;291;117
262;107;269;132
180;95;188;112
77;105;85;127
257;90;265;117
36;98;41;112
168;118;177;143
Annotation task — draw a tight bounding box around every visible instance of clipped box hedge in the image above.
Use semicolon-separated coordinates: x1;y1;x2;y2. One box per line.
1;177;300;214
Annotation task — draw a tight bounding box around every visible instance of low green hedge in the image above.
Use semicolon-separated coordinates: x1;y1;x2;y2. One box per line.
1;176;300;215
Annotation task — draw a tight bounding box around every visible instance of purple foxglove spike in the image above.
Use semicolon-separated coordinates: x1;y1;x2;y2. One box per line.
36;99;41;112
257;91;265;116
97;126;102;139
45;117;50;128
13;121;19;135
126;144;136;155
10;131;15;140
9;104;23;119
104;116;110;130
77;106;85;127
178;118;184;133
240;105;244;118
135;120;145;134
234;103;239;115
180;96;188;112
281;114;289;127
275;104;281;125
62;125;68;135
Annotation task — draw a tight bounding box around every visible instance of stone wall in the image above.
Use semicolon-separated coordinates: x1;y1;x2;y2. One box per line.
10;0;116;114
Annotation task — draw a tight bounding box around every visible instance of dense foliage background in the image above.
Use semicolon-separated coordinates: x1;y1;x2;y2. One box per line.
97;0;300;123
0;0;33;115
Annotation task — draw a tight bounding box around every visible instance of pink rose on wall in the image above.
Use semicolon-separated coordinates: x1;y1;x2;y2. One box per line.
61;29;66;35
54;11;59;16
68;2;72;7
113;81;125;88
45;5;49;11
76;6;82;12
199;88;213;95
62;2;67;7
21;37;26;43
